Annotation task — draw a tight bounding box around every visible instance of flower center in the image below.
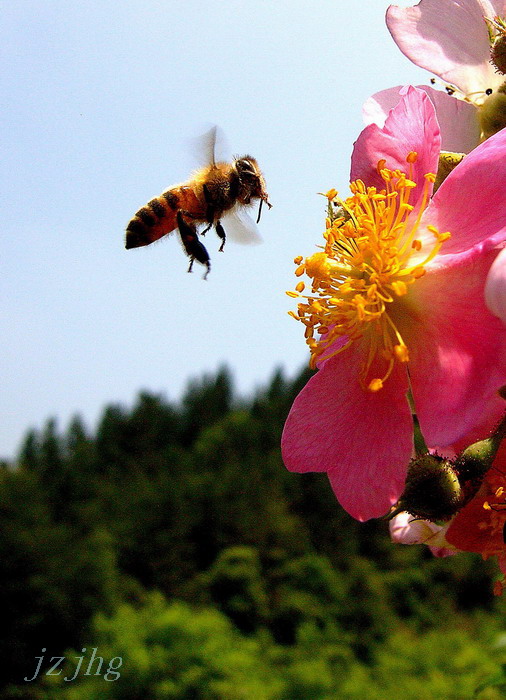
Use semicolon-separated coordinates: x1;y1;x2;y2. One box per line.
287;154;450;391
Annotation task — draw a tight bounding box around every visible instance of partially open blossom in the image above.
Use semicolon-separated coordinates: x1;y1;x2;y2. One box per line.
446;466;506;593
391;409;506;521
389;511;457;558
386;0;506;141
282;87;506;521
390;420;506;591
407;440;506;593
485;245;506;324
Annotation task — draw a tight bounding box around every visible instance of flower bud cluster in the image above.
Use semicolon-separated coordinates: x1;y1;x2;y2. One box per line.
390;410;506;523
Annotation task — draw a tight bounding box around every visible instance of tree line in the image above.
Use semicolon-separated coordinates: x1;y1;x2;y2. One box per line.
2;366;505;698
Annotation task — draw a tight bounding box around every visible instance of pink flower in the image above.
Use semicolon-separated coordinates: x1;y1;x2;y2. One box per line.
281;87;506;521
363;85;481;153
385;0;506;141
387;0;505;105
485;245;506;323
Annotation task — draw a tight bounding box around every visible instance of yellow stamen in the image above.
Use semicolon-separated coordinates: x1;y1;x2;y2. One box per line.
287;154;451;390
394;344;409;362
368;378;384;392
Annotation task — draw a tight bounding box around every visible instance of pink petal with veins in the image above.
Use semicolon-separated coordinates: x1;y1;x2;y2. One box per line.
363;85;481;153
401;248;506;447
485;245;506;324
351;87;440;210
424;127;506;257
386;0;502;100
281;343;412;521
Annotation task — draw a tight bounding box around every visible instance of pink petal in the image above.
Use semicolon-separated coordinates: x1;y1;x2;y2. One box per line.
431;391;506;457
485;246;506;324
351;86;440;210
363;85;481;153
281;342;413;521
390;511;443;544
424;126;506;257
402;248;506;446
389;512;457;556
386;0;503;100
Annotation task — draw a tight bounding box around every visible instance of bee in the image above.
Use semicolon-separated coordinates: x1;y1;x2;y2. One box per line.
125;126;271;277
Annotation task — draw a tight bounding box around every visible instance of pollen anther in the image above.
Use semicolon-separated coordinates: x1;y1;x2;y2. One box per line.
288;160;447;390
368;378;384;392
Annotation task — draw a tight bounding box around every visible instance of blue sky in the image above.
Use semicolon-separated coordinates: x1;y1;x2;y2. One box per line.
1;0;427;459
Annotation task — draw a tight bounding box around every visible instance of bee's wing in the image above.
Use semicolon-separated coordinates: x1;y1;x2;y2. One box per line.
187;125;231;167
221;207;263;245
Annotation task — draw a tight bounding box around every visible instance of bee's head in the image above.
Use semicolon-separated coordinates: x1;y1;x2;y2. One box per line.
234;156;271;220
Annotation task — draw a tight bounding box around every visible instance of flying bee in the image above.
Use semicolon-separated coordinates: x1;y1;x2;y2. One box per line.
125;126;271;277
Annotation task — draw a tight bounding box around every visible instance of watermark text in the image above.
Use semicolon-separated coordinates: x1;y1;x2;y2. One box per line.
24;647;122;682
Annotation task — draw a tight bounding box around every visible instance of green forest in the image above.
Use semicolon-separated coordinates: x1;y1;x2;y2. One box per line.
2;365;506;700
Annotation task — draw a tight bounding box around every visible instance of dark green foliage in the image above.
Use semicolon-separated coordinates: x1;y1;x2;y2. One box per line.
179;365;234;447
200;546;269;633
95;392;180;477
37;595;506;700
0;465;119;695
268;553;348;645
3;365;506;698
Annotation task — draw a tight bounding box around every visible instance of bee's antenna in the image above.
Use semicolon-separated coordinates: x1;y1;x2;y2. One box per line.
256;198;263;224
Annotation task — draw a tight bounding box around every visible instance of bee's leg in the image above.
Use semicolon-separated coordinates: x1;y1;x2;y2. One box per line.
187;256;209;279
202;183;215;220
215;220;226;252
179;203;213;236
202;184;225;251
176;211;211;277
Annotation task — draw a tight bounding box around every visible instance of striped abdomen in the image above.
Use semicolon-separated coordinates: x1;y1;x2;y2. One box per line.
125;186;205;249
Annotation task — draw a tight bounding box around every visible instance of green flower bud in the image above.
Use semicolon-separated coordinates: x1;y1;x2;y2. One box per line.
454;411;506;498
392;454;465;522
387;408;506;523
